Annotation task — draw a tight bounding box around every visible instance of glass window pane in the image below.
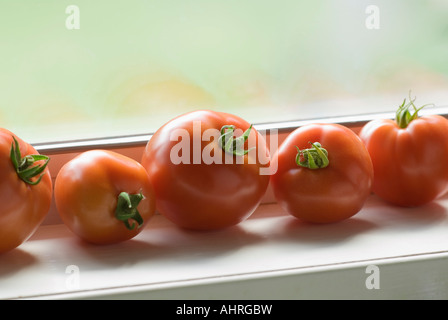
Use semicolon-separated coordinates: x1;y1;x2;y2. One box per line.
1;0;447;143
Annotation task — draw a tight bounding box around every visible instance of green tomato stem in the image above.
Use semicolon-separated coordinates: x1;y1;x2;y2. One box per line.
295;142;329;169
395;92;433;129
115;191;145;231
10;136;50;185
218;124;254;156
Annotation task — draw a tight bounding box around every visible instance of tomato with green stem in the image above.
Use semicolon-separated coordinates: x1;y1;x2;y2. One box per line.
270;123;374;223
0;129;52;254
141;110;270;230
359;95;448;207
54;150;156;245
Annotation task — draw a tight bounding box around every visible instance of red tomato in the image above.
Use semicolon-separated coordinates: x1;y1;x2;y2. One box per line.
141;110;270;230
0;129;52;254
54;150;156;245
271;123;373;223
359;96;448;207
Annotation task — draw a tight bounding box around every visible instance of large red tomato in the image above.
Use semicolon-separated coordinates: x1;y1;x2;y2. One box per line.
0;129;52;254
141;110;270;230
359;96;448;207
54;150;156;245
271;123;373;223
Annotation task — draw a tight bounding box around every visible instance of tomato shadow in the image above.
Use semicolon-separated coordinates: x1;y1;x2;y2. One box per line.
148;224;267;266
364;194;448;230
0;248;38;277
70;221;265;268
66;236;158;268
164;224;265;253
267;215;378;245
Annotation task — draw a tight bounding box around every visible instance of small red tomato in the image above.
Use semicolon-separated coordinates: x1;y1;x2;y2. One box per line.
271;123;374;223
0;129;52;254
141;110;270;231
359;95;448;207
54;150;156;245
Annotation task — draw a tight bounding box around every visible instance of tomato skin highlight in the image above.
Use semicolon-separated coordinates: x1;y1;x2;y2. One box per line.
54;150;156;245
0;129;52;254
141;110;270;231
271;124;374;224
359;114;448;207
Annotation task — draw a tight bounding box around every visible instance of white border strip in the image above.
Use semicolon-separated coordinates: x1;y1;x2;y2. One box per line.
34;106;448;153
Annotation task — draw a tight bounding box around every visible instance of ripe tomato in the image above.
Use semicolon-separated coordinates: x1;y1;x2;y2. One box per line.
271;123;373;223
359;96;448;207
0;129;52;254
54;150;156;245
141;110;270;230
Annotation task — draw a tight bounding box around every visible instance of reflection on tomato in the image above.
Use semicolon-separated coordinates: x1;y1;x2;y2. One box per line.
0;129;52;253
271;123;373;223
54;150;156;245
141;110;270;230
359;96;448;206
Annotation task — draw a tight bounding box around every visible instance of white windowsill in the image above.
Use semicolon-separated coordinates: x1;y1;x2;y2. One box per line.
2;193;448;300
2;110;448;300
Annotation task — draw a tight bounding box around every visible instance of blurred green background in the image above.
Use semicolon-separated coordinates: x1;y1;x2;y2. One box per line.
1;0;448;143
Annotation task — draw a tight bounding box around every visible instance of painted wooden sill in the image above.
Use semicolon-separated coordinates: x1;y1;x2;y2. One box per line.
1;193;448;300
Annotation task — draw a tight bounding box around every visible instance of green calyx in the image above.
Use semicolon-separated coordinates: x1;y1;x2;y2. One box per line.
395;92;433;129
115;191;145;231
10;136;50;185
218;124;254;156
295;142;329;169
